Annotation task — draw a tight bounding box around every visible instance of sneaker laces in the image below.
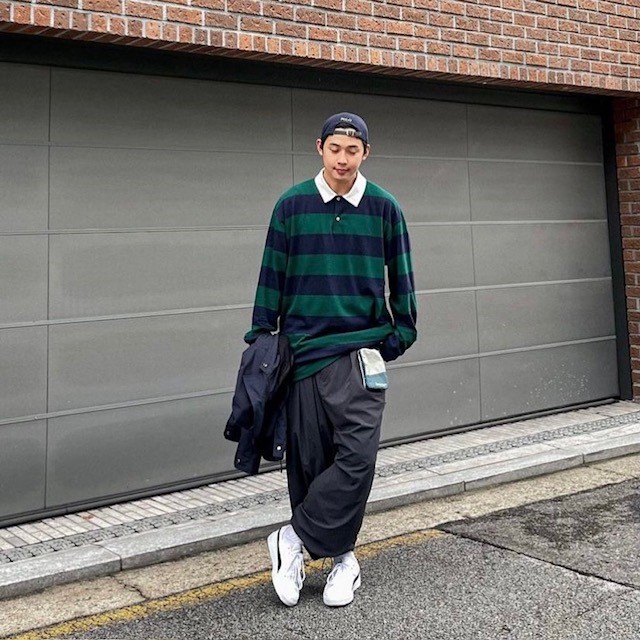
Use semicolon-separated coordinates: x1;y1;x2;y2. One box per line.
326;560;353;585
285;552;305;590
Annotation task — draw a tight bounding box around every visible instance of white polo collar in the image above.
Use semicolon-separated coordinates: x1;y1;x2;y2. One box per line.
315;170;367;207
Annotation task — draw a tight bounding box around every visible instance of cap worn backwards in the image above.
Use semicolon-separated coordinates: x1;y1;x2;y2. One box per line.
320;112;369;146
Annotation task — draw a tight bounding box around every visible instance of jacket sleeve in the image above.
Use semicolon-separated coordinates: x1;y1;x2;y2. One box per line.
244;202;288;344
380;200;418;361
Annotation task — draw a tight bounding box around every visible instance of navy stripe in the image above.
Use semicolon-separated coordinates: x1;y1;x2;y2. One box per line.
289;234;384;257
385;231;411;262
283;274;385;298
393;274;415;296
266;227;287;254
251;305;278;329
258;266;285;292
392;311;417;327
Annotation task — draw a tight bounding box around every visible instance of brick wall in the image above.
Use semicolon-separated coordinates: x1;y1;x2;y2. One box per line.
2;0;640;95
615;98;640;397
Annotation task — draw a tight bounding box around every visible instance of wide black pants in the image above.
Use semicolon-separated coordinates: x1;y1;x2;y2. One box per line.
286;351;385;559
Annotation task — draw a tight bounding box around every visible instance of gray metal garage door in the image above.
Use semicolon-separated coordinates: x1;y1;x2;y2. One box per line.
0;62;618;522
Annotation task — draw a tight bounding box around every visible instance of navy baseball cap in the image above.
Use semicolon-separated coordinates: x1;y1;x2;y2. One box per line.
320;112;369;146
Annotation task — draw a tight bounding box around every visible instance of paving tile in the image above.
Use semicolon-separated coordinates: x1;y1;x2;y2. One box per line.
427;443;558;476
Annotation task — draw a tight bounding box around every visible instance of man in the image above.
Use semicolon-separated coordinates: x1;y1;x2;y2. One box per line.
245;112;417;607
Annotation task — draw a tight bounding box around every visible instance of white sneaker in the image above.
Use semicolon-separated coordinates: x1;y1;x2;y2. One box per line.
267;527;305;606
323;553;361;607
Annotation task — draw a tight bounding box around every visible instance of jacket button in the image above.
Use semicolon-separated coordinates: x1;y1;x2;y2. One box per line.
276;446;282;451
262;362;268;368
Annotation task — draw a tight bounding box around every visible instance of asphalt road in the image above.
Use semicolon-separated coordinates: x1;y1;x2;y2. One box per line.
58;478;639;640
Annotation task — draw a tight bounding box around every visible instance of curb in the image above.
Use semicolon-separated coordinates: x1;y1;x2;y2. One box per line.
1;433;638;601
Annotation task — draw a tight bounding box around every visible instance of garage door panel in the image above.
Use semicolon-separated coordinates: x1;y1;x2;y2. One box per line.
477;281;615;353
383;360;481;441
480;340;619;421
0;420;46;518
365;158;470;223
46;395;235;507
291;153;323;186
411;225;475;290
473;222;611;286
409;291;478;362
50;230;264;318
0;327;47;421
50;147;291;229
48;309;250;411
468;106;603;163
292;89;468;157
50;69;292;151
0;235;48;323
0;63;49;143
470;161;606;221
0;145;49;232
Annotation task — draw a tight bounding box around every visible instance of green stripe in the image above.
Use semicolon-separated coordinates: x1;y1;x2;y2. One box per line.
387;254;412;275
289;213;385;237
287;254;384;278
262;248;287;271
390;220;408;237
397;324;417;341
287;326;391;354
389;293;417;308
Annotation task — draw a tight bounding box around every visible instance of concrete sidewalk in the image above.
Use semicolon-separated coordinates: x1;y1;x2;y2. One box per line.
1;401;640;601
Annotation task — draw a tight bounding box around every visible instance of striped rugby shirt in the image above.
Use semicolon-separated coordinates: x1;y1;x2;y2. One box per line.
245;170;417;382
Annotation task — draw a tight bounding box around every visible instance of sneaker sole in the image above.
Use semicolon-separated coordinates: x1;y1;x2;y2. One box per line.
323;573;361;607
267;530;299;607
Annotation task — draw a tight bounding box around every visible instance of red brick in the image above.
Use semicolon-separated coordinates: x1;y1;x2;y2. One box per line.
276;22;306;37
452;43;476;58
32;6;52;25
327;13;356;28
83;0;120;12
241;16;274;32
340;29;367;44
374;3;400;18
125;1;162;19
167;7;203;25
386;19;413;35
192;0;224;8
264;2;293;19
308;25;337;41
205;12;237;28
440;0;465;15
403;8;428;22
90;13;108;31
227;0;261;14
344;0;372;14
53;7;71;27
398;36;425;52
295;7;325;24
369;33;396;48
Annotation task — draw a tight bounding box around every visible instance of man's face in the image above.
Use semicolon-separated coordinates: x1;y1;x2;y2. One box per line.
316;134;370;193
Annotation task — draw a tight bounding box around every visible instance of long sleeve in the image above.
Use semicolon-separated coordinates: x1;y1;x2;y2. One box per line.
244;204;288;344
380;202;418;361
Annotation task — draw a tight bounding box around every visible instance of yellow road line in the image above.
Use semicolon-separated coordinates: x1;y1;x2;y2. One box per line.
5;529;445;640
